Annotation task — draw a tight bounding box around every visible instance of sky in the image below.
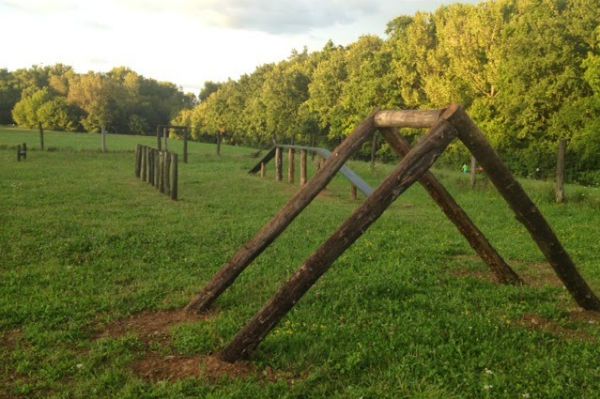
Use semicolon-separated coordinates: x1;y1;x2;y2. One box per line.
0;0;480;94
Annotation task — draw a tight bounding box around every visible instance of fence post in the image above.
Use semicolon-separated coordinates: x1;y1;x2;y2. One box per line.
17;144;21;161
154;149;160;188
300;150;307;185
141;146;147;181
159;151;165;193
170;153;178;200
135;144;142;177
260;162;266;178
22;143;27;160
164;152;171;194
275;147;282;182
157;126;162;150
288;148;295;183
351;184;357;200
164;128;169;151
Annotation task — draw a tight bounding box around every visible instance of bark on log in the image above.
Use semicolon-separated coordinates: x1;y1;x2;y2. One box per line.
185;114;377;314
556;139;566;203
374;109;444;129
380;127;522;285
448;108;600;310
300;150;307;185
218;108;459;362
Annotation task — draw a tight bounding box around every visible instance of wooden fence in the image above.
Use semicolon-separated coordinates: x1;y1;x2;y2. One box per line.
135;144;178;200
16;143;27;161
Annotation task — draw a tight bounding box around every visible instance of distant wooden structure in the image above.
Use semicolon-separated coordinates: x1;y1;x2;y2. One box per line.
156;125;190;163
185;105;600;363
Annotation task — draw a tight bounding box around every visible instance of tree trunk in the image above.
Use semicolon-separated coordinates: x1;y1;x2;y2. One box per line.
218;114;458;362
556;139;566;204
38;123;44;151
216;132;222;156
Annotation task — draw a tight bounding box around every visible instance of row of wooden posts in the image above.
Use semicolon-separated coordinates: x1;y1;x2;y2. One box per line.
135;145;178;200
260;147;359;200
16;143;27;161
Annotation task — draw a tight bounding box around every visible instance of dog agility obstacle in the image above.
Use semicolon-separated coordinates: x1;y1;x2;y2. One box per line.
186;105;600;362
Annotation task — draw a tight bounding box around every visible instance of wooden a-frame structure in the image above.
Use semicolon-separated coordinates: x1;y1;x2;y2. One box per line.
185;105;600;362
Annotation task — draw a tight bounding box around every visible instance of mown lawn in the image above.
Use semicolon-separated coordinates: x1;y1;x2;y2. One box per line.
2;126;600;398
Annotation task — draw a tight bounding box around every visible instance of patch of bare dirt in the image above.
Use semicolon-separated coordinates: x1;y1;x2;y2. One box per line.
132;354;288;383
518;314;595;342
96;309;214;345
569;309;600;325
0;329;22;352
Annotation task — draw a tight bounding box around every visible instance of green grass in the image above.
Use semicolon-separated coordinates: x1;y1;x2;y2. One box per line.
2;126;600;398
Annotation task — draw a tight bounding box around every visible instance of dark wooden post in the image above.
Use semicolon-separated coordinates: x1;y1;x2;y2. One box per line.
260;162;266;178
154;149;160;188
288;148;295;184
164;152;171;194
470;156;477;189
556;139;566;203
448;108;600;310
157;126;162;150
22;143;27;160
141;146;147;182
183;129;189;163
101;127;107;153
275;147;282;182
170;153;178;200
300;150;307;185
185;114;377;314
370;133;377;170
381;127;522;285
38;123;44;151
158;151;165;193
351;185;358;200
16;144;21;161
217;112;458;362
135;144;142;178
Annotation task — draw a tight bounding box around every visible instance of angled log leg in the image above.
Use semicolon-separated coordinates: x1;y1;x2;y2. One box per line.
218;107;459;362
447;109;600;310
185;114;378;314
380;127;522;285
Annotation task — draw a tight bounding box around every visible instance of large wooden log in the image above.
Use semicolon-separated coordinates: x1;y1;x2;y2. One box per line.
448;108;600;310
185;114;377;314
380;127;522;285
374;109;444;128
218;107;459;362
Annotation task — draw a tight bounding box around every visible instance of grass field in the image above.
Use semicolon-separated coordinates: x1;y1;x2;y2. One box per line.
2;126;600;398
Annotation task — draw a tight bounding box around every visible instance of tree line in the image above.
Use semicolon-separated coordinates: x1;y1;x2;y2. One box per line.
0;65;194;134
174;0;600;185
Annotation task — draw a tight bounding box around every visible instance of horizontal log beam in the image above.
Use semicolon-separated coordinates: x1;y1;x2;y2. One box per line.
374;109;444;128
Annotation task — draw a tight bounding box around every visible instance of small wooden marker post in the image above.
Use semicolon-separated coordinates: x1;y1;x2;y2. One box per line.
154;150;160;188
288;148;295;184
351;184;357;200
16;144;22;161
164;152;171;193
275;147;282;182
300;150;307;185
260;162;266;178
135;145;142;177
170;153;178;200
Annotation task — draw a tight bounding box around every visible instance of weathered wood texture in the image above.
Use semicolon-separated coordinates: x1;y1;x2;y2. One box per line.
260;162;266;178
158;151;165;193
374;109;445;128
275;147;282;182
448;109;600;310
185;115;377;314
556;139;566;203
141;146;148;182
351;185;357;200
300;150;307;185
135;145;142;177
170;153;178;200
164;152;171;193
380;127;522;285
183;130;189;163
218;110;458;362
288;148;295;184
154;150;160;188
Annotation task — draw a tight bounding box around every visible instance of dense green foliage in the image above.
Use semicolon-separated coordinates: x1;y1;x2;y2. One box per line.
175;0;600;184
2;127;600;398
0;65;194;134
